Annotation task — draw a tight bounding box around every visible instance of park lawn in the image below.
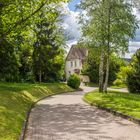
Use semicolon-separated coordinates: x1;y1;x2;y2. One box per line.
0;82;74;140
84;90;140;119
109;85;127;89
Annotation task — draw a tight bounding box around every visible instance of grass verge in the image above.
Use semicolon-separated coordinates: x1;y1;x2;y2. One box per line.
109;85;127;89
0;82;74;140
84;90;140;119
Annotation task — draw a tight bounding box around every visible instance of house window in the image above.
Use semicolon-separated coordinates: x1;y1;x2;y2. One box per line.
80;60;82;66
75;61;77;67
71;61;73;67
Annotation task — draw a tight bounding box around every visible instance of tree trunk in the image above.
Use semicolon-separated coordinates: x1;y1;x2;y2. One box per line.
103;1;111;93
39;70;42;83
99;49;105;92
103;54;109;93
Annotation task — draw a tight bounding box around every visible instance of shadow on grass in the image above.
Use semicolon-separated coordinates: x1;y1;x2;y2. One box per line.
85;91;140;119
0;82;73;140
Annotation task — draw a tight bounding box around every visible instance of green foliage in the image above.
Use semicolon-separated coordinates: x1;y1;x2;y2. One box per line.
0;1;66;83
127;49;140;93
84;90;140;119
19;46;34;82
67;74;81;89
0;40;19;82
79;0;138;52
32;8;64;82
113;79;123;86
82;49;125;84
82;48;99;83
108;55;125;84
79;0;138;92
0;82;74;140
114;66;131;85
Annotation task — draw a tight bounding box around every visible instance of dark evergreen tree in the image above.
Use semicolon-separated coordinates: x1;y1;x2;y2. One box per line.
33;10;64;82
0;6;19;82
127;49;140;93
19;46;34;82
0;40;19;82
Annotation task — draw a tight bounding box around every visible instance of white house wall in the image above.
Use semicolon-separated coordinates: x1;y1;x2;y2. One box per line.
65;59;83;80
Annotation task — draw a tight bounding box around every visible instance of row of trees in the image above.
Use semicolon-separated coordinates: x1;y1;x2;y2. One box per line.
79;0;139;93
0;0;67;82
82;48;125;85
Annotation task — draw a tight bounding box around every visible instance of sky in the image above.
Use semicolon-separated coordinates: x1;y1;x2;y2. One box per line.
68;0;80;11
62;0;140;57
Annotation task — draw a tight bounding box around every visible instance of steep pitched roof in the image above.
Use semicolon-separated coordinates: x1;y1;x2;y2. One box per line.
66;45;87;61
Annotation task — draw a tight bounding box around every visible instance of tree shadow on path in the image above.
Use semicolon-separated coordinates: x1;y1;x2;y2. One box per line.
25;102;140;140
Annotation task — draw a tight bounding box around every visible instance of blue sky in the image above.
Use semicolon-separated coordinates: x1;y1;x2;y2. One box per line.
68;0;80;11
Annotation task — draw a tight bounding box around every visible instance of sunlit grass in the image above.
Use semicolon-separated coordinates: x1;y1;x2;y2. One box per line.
0;82;74;140
84;90;140;119
109;84;127;89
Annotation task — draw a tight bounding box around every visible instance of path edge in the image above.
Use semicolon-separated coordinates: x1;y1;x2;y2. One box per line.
83;97;140;126
19;89;80;140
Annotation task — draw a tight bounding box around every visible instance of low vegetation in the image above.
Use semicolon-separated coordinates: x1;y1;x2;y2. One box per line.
67;74;81;89
0;82;73;140
84;90;140;119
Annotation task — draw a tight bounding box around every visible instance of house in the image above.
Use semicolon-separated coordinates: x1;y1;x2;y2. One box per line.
65;45;90;83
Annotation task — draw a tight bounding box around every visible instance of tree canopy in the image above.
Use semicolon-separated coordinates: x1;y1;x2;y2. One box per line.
79;0;138;92
0;0;67;82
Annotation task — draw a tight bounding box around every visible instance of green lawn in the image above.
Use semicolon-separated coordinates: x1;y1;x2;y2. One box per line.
0;82;74;140
84;90;140;119
109;85;127;89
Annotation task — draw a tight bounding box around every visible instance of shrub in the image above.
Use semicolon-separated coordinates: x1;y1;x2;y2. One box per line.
127;49;140;93
113;79;123;86
67;74;81;89
127;72;140;93
116;66;131;84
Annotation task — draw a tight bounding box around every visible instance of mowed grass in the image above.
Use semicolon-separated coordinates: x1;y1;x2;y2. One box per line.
109;85;126;89
0;82;74;140
84;90;140;119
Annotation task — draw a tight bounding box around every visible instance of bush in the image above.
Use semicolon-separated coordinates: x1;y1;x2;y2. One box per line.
127;49;140;93
127;72;140;93
67;74;81;89
113;79;123;86
116;66;131;85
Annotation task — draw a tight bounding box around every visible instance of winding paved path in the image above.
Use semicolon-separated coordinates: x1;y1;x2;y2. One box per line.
25;87;140;140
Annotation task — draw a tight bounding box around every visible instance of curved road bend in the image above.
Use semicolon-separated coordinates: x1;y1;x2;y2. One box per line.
25;86;140;140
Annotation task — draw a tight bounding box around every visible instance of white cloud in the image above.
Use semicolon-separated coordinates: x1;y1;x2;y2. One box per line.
60;3;81;46
65;40;78;53
127;8;140;58
67;40;78;47
127;41;140;56
133;8;140;20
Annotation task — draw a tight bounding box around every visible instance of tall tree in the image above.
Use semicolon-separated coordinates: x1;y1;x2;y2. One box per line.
33;7;65;82
0;0;67;82
79;0;138;92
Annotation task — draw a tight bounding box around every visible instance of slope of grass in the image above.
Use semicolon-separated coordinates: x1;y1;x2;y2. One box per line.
84;90;140;119
0;82;74;140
